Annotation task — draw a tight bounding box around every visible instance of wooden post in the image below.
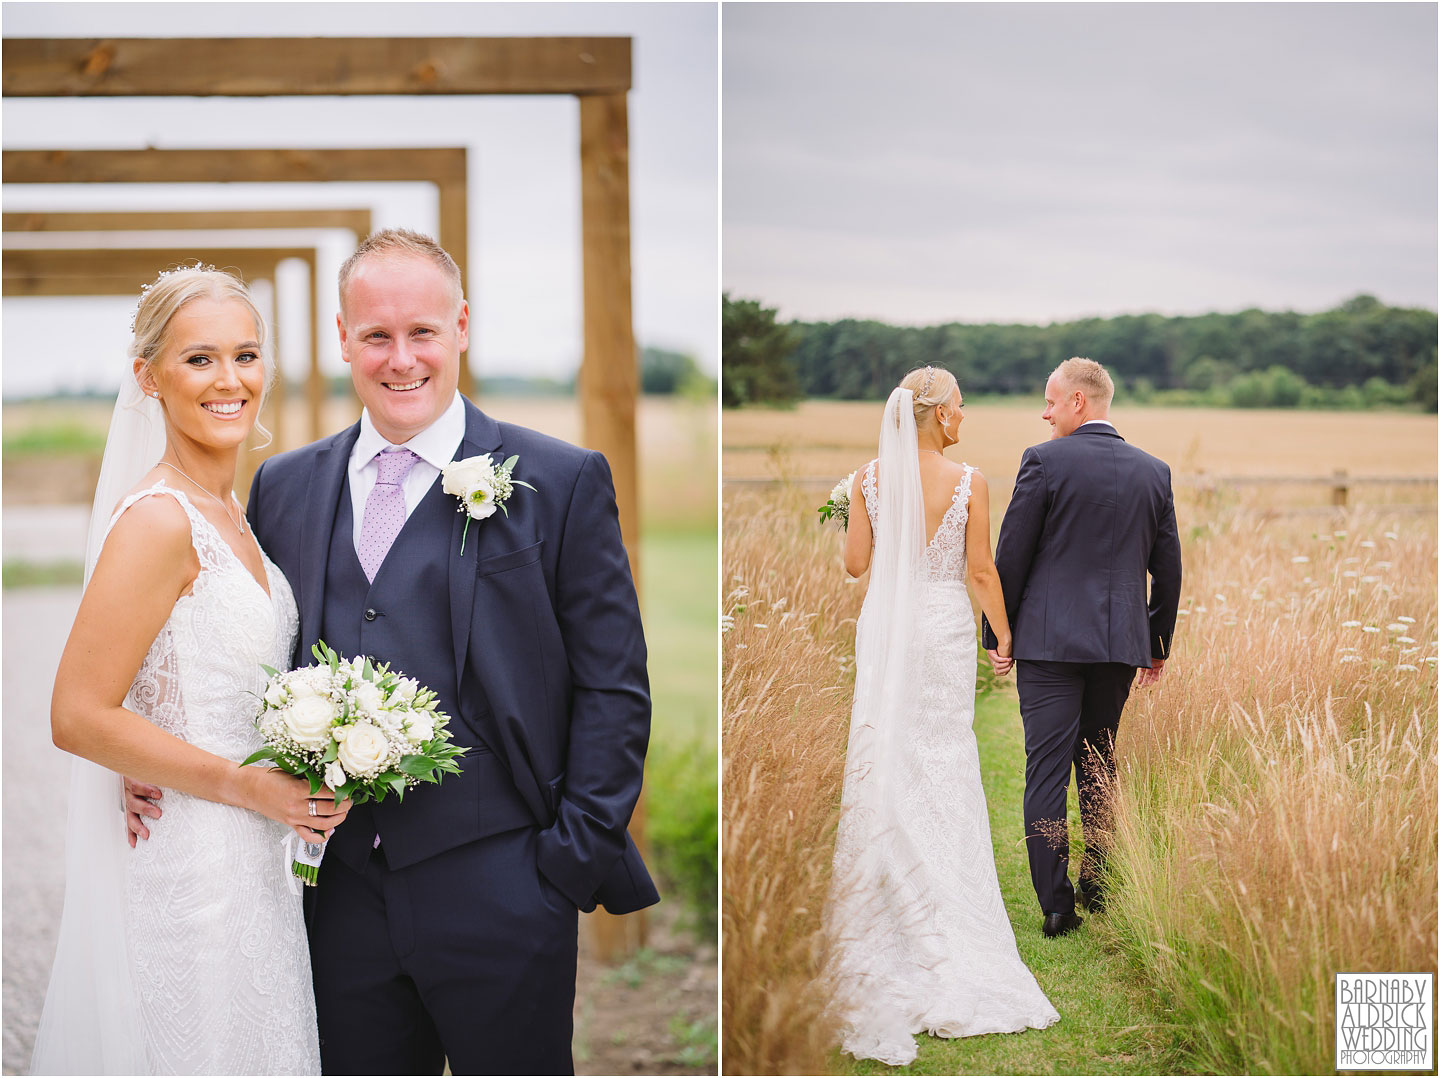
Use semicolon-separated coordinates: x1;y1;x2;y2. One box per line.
436;172;473;399
1332;469;1349;508
579;90;644;959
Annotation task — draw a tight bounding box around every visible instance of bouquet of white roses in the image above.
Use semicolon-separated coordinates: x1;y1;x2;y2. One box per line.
818;471;856;529
242;641;467;886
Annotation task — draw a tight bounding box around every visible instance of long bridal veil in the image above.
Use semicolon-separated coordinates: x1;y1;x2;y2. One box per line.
30;374;162;1073
826;387;930;1054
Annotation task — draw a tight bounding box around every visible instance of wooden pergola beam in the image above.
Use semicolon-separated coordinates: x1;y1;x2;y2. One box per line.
3;208;372;438
1;244;316;296
3;207;373;235
3;147;469;397
2;37;631;97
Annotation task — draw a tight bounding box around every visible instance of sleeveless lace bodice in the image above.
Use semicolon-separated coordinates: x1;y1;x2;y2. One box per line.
834;458;1057;1064
110;482;319;1075
861;457;975;582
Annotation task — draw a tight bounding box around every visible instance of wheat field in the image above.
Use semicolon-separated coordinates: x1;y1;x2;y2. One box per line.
721;404;1437;1075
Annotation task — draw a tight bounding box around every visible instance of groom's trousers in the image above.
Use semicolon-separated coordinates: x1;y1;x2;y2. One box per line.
1016;660;1136;915
307;825;578;1075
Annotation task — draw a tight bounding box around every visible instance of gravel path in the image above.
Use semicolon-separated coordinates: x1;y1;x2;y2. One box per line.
2;587;80;1075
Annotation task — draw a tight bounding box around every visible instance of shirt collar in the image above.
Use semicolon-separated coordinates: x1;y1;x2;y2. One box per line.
1077;419;1117;431
354;392;466;470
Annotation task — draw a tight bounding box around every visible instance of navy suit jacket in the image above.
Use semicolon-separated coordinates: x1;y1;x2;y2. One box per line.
982;425;1182;667
247;397;658;914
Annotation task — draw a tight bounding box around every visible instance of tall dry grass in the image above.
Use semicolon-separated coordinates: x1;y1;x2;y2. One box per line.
1106;501;1438;1073
721;485;862;1074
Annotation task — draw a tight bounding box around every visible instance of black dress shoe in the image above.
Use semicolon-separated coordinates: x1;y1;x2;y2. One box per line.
1078;882;1106;914
1042;911;1083;938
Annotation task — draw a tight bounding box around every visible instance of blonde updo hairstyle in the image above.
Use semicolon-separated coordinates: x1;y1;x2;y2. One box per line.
898;365;960;433
129;264;273;445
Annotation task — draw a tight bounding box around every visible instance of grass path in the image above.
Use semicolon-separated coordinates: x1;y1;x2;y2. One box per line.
841;689;1185;1076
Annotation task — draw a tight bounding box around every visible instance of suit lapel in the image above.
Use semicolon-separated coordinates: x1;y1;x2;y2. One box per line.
300;424;360;657
447;400;504;681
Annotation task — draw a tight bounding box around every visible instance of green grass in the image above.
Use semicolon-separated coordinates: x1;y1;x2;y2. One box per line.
2;560;84;589
840;689;1184;1076
638;526;719;931
640;527;717;747
2;423;106;455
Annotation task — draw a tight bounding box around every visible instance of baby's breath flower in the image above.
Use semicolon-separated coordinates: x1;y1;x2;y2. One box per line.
1291;556;1309;564
1341;620;1362;629
1363;626;1381;634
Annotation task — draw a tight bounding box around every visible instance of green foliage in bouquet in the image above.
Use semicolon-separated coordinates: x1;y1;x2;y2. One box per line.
242;641;467;808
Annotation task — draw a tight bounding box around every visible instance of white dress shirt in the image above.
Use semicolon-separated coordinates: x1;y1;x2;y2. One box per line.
1077;419;1118;432
348;392;467;553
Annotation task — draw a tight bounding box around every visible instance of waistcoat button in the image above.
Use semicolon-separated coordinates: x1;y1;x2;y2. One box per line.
364;608;377;621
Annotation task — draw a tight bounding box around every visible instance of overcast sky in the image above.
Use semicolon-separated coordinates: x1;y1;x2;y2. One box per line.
724;2;1437;327
2;1;717;397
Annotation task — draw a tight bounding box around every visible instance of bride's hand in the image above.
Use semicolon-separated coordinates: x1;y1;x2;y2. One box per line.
243;769;352;844
986;647;1014;676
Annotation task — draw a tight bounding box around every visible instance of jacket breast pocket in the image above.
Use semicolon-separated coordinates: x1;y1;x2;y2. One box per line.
476;539;543;577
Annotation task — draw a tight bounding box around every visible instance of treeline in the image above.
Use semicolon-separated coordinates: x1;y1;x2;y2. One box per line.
723;293;1437;410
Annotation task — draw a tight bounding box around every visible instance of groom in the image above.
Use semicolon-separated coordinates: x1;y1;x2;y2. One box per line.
132;229;657;1073
982;358;1181;939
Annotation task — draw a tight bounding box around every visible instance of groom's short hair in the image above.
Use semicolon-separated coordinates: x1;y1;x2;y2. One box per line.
338;228;463;316
1052;357;1114;410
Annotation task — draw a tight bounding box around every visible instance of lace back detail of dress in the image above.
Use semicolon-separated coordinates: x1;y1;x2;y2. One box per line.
860;460;975;581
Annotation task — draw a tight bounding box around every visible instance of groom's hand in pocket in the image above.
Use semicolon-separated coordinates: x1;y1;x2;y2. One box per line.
123;777;163;847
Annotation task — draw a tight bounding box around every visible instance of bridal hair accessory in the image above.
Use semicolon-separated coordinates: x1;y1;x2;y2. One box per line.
920;365;936;398
130;262;218;332
442;453;537;556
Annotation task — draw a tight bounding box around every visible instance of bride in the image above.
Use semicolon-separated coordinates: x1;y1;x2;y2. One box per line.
31;266;348;1075
827;366;1059;1066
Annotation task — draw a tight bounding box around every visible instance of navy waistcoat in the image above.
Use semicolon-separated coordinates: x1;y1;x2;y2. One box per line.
319;475;533;871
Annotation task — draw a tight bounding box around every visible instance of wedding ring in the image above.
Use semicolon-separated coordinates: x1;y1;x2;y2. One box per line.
307;799;318;817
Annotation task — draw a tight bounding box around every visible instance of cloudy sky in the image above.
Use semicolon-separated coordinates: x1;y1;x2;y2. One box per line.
724;2;1437;327
2;2;717;397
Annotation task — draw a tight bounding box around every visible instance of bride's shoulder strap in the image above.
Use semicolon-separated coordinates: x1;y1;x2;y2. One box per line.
956;463;977;504
104;483;222;572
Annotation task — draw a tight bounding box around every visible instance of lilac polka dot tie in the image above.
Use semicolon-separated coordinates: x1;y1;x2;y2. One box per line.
357;447;419;582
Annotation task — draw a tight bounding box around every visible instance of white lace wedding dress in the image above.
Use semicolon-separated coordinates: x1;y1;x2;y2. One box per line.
827;460;1058;1066
34;482;321;1075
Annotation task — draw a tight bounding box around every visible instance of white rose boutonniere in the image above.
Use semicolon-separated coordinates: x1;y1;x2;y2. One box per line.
441;453;536;554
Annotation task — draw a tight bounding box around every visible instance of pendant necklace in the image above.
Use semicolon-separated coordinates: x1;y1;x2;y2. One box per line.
157;460;247;536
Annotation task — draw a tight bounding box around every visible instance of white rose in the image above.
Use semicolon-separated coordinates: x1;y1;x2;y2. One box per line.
324;760;347;790
442;455;494;497
280;695;335;750
403;710;435;746
334;720;390;778
263;682;288;708
291;667;331;698
351;680;384;717
392;677;419;704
